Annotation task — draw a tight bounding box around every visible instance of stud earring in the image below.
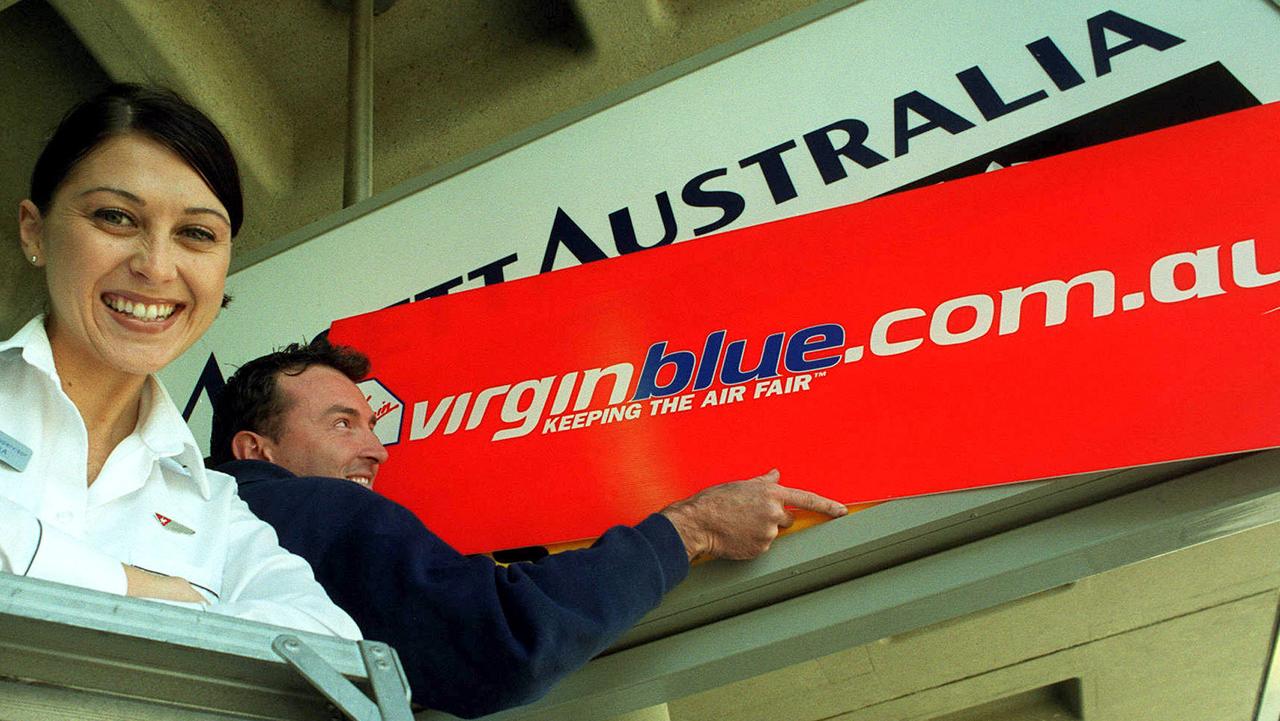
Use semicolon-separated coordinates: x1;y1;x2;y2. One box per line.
30;255;38;264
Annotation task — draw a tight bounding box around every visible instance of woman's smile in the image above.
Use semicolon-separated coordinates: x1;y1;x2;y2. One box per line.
101;292;184;333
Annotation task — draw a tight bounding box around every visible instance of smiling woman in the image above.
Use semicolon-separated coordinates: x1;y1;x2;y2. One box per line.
23;134;232;392
0;83;359;639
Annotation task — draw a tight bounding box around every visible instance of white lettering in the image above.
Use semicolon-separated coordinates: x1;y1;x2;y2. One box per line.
1231;239;1280;289
409;396;453;440
575;363;635;410
930;294;994;345
466;384;511;430
493;377;555;441
999;270;1116;334
444;391;472;434
870;307;926;356
548;371;579;415
1150;245;1225;303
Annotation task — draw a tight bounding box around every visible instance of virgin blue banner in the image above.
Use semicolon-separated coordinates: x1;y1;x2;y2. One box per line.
331;102;1280;554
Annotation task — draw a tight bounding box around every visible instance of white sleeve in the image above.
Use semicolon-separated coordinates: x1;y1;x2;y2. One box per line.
1;498;127;594
206;493;362;640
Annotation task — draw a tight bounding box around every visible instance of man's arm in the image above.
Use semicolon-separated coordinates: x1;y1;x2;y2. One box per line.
245;477;685;718
207;492;363;639
236;468;843;717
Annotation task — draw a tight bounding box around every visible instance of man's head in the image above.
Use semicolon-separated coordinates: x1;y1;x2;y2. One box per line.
209;339;388;487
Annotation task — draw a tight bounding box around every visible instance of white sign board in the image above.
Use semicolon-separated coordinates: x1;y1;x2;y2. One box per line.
166;0;1280;453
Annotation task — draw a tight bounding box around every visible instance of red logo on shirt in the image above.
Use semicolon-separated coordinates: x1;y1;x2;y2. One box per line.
153;512;195;535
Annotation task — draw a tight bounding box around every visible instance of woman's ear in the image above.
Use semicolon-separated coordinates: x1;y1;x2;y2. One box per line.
18;200;45;267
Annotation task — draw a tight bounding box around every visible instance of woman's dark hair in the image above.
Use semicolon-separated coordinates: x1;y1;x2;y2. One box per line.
208;338;372;467
30;82;243;237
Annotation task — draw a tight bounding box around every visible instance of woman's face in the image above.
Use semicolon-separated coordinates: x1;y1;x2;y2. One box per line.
19;133;232;377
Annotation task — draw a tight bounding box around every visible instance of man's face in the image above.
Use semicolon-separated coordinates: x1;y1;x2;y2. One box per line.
263;364;389;487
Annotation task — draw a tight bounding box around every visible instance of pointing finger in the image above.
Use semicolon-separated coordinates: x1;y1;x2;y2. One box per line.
777;486;848;517
777;510;796;529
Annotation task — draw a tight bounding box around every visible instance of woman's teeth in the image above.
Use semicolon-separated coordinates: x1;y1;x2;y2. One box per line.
104;295;177;321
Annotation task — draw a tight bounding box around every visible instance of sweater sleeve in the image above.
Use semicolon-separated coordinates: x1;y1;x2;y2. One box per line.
381;512;686;718
205;491;363;640
242;477;688;718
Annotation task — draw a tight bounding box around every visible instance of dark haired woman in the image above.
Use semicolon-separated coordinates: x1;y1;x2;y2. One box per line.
0;84;359;638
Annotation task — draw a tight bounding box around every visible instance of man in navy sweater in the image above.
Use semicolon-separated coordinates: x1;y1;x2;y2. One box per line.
209;341;846;718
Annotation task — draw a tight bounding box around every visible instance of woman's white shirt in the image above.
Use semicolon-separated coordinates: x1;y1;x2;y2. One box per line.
0;316;361;639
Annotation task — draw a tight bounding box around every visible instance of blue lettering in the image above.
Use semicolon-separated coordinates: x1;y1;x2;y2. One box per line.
1088;10;1184;77
611;192;678;255
181;353;225;421
692;330;727;391
784;324;845;373
632;342;697;400
720;332;785;385
894;91;976;157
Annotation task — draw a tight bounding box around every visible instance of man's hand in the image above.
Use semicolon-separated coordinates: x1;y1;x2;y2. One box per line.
123;564;208;604
659;469;847;561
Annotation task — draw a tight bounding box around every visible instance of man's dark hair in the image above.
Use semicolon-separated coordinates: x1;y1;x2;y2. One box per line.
208;338;371;467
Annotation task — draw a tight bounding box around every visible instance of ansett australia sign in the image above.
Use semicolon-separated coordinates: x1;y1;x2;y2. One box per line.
165;1;1280;456
331;103;1280;554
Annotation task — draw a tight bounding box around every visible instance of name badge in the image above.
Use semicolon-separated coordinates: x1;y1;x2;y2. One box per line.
0;429;32;472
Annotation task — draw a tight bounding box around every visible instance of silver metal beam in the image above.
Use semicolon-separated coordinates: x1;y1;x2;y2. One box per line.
343;0;373;206
0;575;367;719
616;455;1221;648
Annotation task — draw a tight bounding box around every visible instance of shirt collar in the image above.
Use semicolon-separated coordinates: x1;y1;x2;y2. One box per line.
137;376;212;500
0;315;59;380
1;314;212;500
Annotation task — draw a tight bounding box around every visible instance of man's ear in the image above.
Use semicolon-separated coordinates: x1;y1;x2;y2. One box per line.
231;430;275;462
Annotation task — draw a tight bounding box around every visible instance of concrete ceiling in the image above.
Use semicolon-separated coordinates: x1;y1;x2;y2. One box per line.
0;0;825;337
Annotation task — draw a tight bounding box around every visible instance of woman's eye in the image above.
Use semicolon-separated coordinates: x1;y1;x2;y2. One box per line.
94;208;135;226
180;226;217;243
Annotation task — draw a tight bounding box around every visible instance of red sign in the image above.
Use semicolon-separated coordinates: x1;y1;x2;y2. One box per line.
331;102;1280;554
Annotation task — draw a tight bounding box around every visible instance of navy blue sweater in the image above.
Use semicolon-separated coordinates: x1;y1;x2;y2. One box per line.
219;460;689;718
